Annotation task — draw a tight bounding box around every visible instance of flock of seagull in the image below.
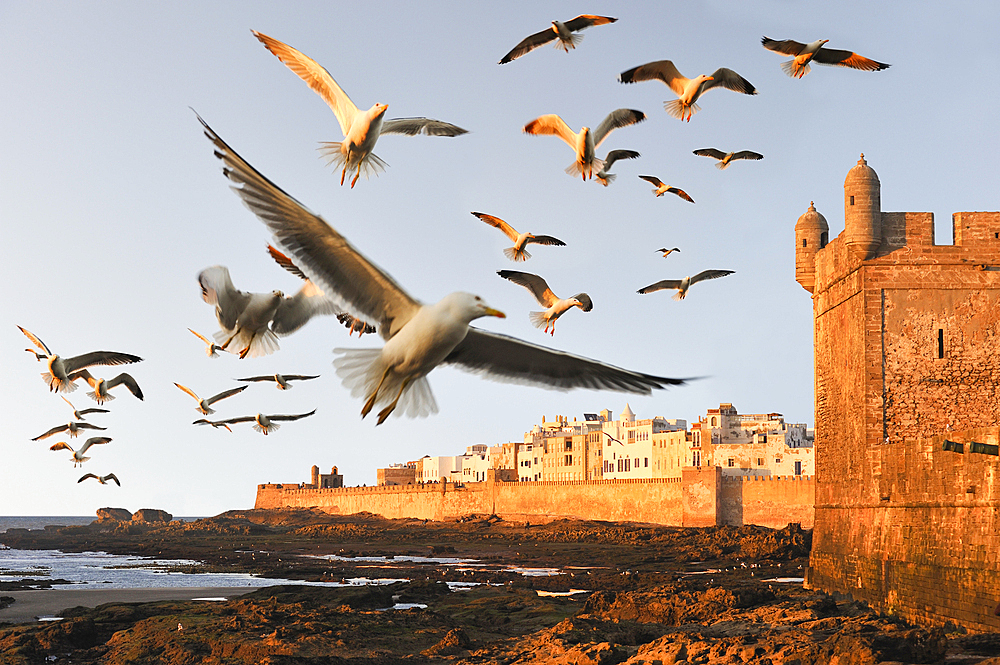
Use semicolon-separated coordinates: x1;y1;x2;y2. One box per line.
20;16;893;487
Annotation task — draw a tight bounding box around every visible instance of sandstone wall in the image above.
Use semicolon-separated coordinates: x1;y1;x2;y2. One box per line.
720;476;814;529
255;467;809;529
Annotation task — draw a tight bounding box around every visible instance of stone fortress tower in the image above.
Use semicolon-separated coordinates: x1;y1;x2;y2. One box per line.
796;155;1000;632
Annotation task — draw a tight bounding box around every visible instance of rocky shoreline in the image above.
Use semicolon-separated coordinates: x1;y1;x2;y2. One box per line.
1;509;998;664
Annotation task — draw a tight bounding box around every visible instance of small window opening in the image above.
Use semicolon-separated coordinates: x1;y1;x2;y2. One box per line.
995;232;999;239
802;238;808;247
937;329;944;359
821;231;828;247
850;195;855;205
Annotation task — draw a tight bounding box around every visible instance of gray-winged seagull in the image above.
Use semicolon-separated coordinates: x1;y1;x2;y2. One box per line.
499;15;617;64
761;37;890;78
618;60;756;121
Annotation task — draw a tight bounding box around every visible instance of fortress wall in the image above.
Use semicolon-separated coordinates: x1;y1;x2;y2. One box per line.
255;467;802;528
808;429;1000;633
720;476;815;529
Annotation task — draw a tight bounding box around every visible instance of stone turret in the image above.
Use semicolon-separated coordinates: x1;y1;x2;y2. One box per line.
795;201;829;293
844;154;881;258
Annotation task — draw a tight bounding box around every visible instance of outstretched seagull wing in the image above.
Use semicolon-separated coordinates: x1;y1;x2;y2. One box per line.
499;26;559;64
472;212;520;243
637;280;683;294
379;117;468;137
198;113;421;341
689;269;735;285
252;30;359;137
270;409;318;422
497;270;558;307
592;108;645;148
445;328;684;394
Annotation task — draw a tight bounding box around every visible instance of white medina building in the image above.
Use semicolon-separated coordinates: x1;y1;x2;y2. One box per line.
460;444;491;483
693;403;814;477
417;455;461;483
600;404;689;480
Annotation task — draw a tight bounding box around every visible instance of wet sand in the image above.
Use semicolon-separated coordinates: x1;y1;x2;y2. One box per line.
0;586;256;624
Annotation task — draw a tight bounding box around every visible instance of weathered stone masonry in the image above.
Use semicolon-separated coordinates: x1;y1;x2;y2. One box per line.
798;155;1000;633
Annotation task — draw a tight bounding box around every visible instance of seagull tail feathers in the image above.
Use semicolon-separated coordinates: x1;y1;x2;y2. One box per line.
556;33;584;52
318;143;388;180
715;161;730;171
333;348;437;419
43;372;77;393
595;173;615;186
87;390;113;404
781;59;808;78
663;99;699;121
504;246;531;262
396;376;438;419
253;422;279;434
224;329;279;359
564;158;603;180
528;311;549;329
672;291;687;301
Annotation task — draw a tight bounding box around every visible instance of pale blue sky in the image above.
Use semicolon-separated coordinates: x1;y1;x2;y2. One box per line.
2;1;997;515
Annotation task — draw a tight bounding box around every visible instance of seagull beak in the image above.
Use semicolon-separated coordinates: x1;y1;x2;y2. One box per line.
484;307;506;319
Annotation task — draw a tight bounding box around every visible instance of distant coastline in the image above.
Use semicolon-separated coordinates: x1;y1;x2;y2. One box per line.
0;516;204;533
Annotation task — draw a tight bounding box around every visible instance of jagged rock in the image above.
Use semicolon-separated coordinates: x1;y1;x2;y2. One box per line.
132;509;172;523
96;507;132;521
421;627;471;656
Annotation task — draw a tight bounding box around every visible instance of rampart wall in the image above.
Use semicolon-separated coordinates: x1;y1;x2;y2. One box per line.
255;467;814;528
807;428;1000;633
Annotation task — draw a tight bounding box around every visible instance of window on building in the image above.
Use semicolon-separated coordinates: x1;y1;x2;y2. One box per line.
775;457;782;465
693;451;701;467
821;231;828;247
565;441;573;451
757;457;764;466
564;454;573;466
625;458;631;472
795;461;802;476
938;328;944;359
644;457;649;468
802;238;807;247
727;458;735;467
850;195;855;205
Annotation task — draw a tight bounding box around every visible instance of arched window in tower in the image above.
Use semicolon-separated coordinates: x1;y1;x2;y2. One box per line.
821;232;828;247
802;238;808;247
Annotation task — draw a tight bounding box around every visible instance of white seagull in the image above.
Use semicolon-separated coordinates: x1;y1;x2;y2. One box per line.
639;176;694;202
497;270;593;336
67;369;144;405
197;114;685;424
472;212;566;262
637;270;735;300
198;265;339;359
78;473;120;486
18;326;142;394
174;383;248;415
761;37;890;78
618;60;756;121
32;421;107;441
692;148;763;170
237;373;320;390
252;30;468;188
193;418;233;432
214;410;318;436
594;149;640;186
656;247;681;258
523;109;645;180
61;396;110;421
498;15;617;64
50;437;111;467
189;328;227;358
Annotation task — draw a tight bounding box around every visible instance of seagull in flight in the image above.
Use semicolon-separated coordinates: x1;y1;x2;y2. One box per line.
692;148;763;170
213;410;318;436
657;248;681;258
78;473;120;486
639;176;694;202
68;370;144;405
61;396;110;421
637;270;735;300
761;37;890;78
174;383;248;415
50;437;111;467
618;60;756;121
523;109;645;180
32;421;107;441
472;212;566;262
197;113;685;424
18;326;142;394
193;418;233;432
237;373;320;390
189;328;228;358
252;30;467;188
594;149;640;186
499;14;617;64
497;270;593;335
198;265;339;359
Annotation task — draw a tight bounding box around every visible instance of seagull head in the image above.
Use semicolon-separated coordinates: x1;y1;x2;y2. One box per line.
571;293;594;313
447;293;505;323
